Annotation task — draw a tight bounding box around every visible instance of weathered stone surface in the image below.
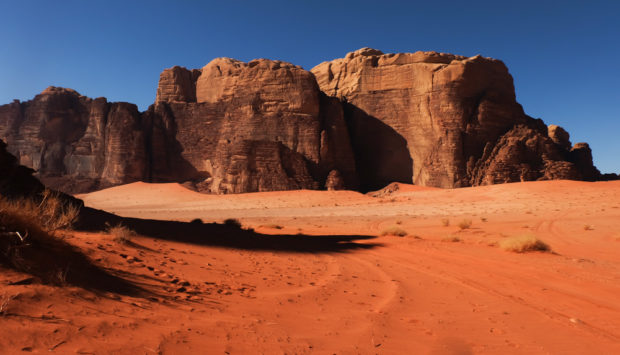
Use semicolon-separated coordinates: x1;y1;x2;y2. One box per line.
0;49;610;194
0;87;146;193
312;48;601;189
325;170;345;191
147;57;358;193
0;57;359;194
155;66;201;103
548;124;571;150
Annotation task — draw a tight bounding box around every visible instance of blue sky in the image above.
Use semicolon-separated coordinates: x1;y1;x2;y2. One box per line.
1;0;618;173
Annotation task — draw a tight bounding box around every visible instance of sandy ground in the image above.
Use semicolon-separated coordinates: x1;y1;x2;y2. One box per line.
1;180;620;354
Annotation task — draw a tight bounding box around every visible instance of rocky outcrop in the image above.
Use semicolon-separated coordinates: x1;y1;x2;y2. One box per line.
147;58;358;194
0;87;146;193
0;59;358;194
311;48;602;189
0;49;609;194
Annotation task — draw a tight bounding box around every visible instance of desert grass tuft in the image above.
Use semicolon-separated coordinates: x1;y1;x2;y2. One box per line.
441;218;450;227
442;235;461;242
583;224;594;231
381;226;408;237
457;219;472;230
499;234;551;253
108;224;135;244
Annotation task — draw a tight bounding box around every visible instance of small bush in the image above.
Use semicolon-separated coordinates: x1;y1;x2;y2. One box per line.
108;224;135;244
499;234;550;253
442;235;461;242
583;224;594;231
381;227;408;237
458;219;472;230
223;218;242;228
480;217;488;222
441;218;450;227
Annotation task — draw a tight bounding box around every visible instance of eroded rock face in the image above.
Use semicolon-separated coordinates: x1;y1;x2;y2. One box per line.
0;87;146;193
0;49;608;194
312;48;600;189
148;57;358;193
0;58;358;194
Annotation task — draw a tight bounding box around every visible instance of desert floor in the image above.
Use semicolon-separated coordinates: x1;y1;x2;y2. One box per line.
1;180;619;354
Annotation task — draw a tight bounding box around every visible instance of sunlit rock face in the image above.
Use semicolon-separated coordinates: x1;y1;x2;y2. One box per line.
148;58;358;194
311;48;599;190
0;49;604;194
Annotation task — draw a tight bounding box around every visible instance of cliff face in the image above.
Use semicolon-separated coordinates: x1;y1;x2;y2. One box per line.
148;58;357;194
0;48;605;194
0;59;358;194
0;87;146;193
311;48;600;190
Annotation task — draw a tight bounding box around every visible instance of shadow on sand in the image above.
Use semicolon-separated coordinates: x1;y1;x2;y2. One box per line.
76;207;381;254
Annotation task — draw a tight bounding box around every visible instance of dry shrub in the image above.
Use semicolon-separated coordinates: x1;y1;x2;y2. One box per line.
0;189;79;235
108;224;135;244
442;235;461;242
480;217;488;222
499;234;551;253
0;293;15;316
441;218;450;227
381;226;408;237
458;219;472;230
583;224;594;231
262;224;283;230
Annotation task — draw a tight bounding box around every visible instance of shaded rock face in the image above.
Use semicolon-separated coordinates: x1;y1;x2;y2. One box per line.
0;87;146;193
0;139;45;199
0;49;607;194
311;48;600;189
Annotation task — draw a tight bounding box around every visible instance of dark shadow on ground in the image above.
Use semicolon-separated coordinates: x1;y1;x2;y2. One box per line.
0;229;142;296
76;207;381;253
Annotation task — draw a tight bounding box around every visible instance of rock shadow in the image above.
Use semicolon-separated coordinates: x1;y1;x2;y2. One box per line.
342;102;413;192
76;207;381;254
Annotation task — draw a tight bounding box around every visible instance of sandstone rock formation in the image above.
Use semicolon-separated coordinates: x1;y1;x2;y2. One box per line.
147;58;358;194
0;49;608;194
0;59;358;194
312;48;601;189
0;87;147;193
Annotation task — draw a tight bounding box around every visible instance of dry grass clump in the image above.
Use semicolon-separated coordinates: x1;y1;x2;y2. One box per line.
442;235;461;242
583;224;594;231
458;219;472;230
0;189;79;236
441;218;450;227
499;234;551;253
0;293;15;316
108;224;135;244
381;226;408;237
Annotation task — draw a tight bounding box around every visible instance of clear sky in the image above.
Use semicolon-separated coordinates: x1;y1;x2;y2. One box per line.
1;0;618;173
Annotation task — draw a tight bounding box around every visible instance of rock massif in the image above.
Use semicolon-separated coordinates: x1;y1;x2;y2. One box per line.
0;48;606;194
311;48;600;190
0;59;357;194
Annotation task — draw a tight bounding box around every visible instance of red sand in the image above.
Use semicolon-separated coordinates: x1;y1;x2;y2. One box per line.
2;180;620;353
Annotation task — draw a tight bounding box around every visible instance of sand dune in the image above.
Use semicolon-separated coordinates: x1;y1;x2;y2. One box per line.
2;180;620;354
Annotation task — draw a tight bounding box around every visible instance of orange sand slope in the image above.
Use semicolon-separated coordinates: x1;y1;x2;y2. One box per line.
2;180;619;354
